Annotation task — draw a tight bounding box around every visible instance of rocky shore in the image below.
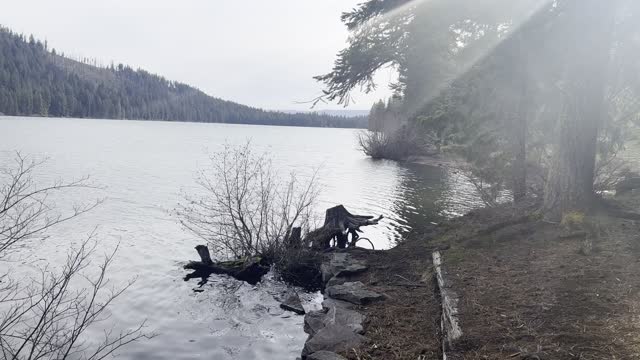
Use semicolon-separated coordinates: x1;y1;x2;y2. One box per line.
287;192;640;360
298;252;384;360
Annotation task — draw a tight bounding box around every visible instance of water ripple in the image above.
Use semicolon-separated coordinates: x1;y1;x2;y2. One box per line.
0;117;482;359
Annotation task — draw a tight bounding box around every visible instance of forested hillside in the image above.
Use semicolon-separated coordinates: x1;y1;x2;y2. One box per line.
0;27;366;128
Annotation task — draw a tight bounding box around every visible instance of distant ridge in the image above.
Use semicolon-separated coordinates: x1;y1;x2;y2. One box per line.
0;26;367;128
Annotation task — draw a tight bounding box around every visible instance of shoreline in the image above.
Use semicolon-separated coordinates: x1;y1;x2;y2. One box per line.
0;114;367;130
296;192;640;359
406;153;468;169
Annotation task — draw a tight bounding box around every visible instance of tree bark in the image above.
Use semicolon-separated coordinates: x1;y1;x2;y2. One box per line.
511;33;529;203
542;0;617;220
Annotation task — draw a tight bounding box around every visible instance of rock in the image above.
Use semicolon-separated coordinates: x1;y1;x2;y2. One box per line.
302;325;366;356
280;292;305;315
326;275;346;287
307;351;348;360
322;298;356;311
304;301;364;336
326;281;384;305
304;310;326;335
320;253;368;284
324;301;364;334
321;253;348;284
335;263;368;277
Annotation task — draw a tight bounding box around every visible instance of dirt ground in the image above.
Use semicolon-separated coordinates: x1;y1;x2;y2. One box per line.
337;194;640;360
334;233;444;360
441;202;640;359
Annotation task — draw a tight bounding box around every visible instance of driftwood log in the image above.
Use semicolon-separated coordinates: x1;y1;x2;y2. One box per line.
184;245;270;285
306;205;383;250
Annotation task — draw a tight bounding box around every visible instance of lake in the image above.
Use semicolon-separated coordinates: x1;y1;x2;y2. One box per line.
0;116;481;359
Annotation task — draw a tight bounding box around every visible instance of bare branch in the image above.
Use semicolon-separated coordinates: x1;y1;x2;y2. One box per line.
176;142;320;260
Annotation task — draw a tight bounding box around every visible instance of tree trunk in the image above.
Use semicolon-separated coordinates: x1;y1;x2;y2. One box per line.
511;34;529;203
542;0;617;220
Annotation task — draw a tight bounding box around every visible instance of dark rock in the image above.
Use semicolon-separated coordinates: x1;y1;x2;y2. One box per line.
324;301;364;334
307;351;348;360
322;298;356;311
320;253;368;285
304;300;364;336
326;281;384;305
321;253;348;284
326;275;346;287
280;292;305;315
302;325;366;356
304;310;326;335
335;263;368;277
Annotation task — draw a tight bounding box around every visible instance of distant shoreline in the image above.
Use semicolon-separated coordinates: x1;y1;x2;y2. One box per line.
0;114;369;130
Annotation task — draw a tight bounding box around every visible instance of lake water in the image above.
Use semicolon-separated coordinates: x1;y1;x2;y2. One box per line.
0;117;481;359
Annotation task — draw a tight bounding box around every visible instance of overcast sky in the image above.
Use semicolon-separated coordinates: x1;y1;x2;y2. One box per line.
0;0;394;111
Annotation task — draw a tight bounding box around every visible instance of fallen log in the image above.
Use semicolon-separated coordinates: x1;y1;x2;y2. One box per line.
184;245;270;285
306;205;383;250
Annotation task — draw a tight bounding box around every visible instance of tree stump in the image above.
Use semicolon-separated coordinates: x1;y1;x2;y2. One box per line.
195;244;213;265
286;227;303;249
305;205;383;250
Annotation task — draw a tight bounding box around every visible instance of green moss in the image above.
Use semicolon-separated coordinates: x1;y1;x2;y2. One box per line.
561;211;586;230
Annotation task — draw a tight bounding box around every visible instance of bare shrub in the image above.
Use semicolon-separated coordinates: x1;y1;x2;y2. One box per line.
459;151;512;208
177;142;320;260
358;125;429;161
0;153;149;360
461;168;504;208
594;154;633;194
0;154;98;256
594;140;635;194
358;131;391;159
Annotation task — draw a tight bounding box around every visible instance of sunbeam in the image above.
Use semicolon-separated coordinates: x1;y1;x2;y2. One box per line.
356;0;555;117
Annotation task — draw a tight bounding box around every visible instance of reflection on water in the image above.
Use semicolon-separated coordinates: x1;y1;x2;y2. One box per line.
373;160;483;243
0;117;481;359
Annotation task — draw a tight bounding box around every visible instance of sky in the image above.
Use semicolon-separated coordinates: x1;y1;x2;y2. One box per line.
0;0;394;111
